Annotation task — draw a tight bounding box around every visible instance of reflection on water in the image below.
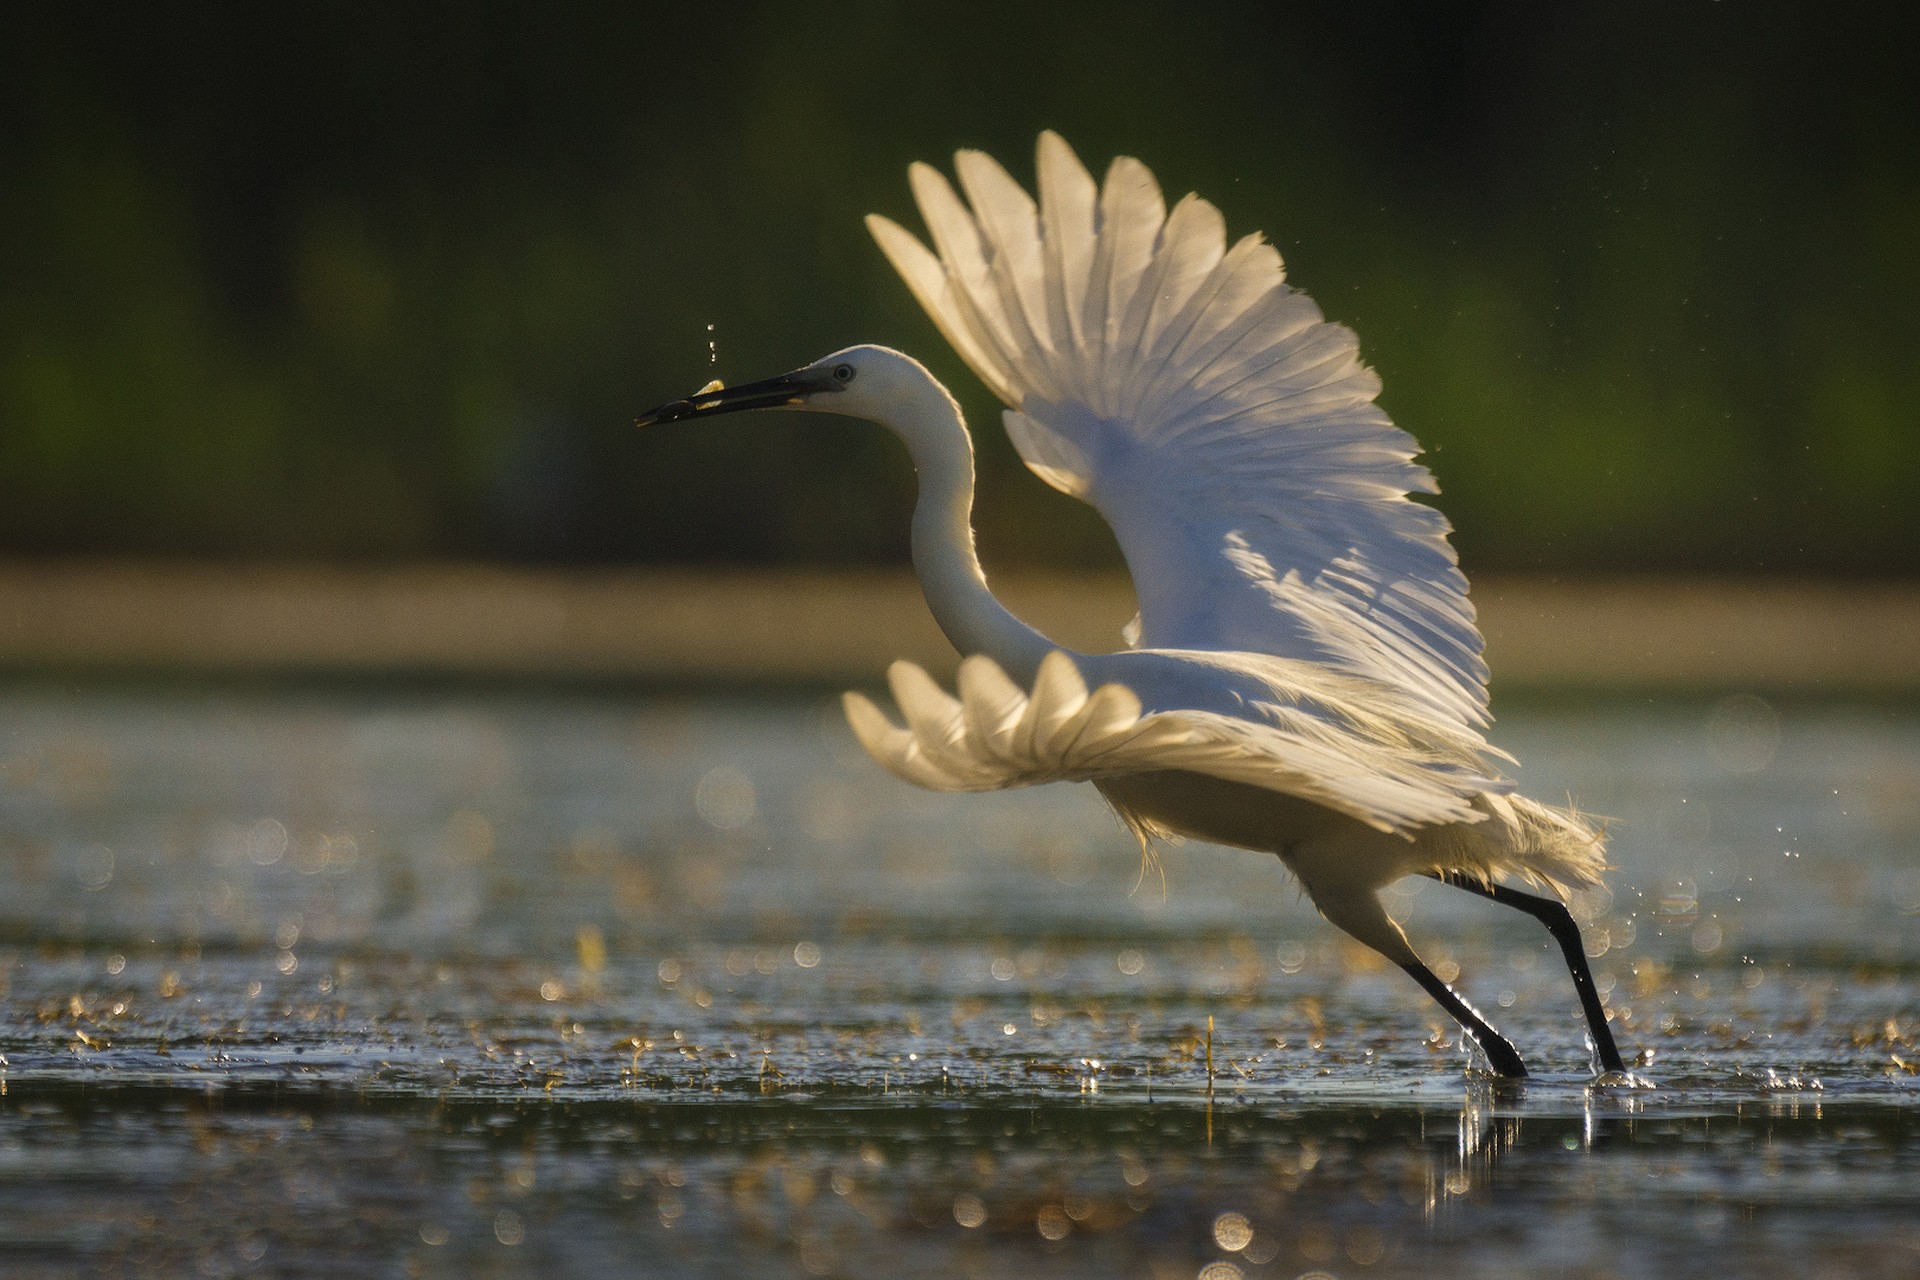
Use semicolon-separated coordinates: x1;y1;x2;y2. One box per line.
6;1086;1915;1278
2;681;1918;1276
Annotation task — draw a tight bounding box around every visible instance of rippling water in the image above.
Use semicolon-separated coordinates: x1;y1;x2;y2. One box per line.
2;680;1917;1277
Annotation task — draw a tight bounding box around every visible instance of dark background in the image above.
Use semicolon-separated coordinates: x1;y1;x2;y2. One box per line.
4;2;1914;575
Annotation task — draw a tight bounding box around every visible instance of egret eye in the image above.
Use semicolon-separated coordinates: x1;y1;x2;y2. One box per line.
833;364;855;382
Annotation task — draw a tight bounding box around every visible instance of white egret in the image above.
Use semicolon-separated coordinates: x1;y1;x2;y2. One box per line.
638;132;1625;1079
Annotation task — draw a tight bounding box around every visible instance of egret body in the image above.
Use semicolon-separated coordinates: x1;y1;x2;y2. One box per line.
639;134;1626;1079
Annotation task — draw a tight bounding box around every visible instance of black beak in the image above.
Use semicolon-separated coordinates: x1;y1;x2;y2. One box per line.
635;369;838;427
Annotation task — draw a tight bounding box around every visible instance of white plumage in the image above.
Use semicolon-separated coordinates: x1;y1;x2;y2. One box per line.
870;132;1485;729
638;132;1626;1078
843;650;1604;896
849;651;1481;825
854;132;1600;887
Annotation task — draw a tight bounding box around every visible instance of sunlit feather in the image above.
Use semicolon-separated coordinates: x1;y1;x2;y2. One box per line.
643;133;1625;1078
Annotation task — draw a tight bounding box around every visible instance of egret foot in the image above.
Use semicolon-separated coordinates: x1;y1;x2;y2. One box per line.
1400;960;1529;1079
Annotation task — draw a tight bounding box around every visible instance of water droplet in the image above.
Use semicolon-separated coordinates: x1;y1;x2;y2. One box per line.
695;767;757;830
75;844;115;890
247;818;288;866
1706;693;1780;774
1212;1211;1254;1251
952;1193;987;1228
1346;1227;1387;1265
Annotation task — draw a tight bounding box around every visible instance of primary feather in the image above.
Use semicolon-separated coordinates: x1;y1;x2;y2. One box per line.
844;650;1497;832
868;131;1489;731
845;650;1606;897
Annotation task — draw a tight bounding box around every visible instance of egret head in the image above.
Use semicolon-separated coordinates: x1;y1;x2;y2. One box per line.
635;344;945;428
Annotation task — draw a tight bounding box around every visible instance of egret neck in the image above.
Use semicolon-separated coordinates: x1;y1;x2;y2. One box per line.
634;344;1061;685
887;367;1058;685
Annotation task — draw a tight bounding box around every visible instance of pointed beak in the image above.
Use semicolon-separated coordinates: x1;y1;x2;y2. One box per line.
635;368;839;427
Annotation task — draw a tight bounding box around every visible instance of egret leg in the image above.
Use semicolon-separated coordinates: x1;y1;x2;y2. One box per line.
1398;961;1529;1078
1300;877;1529;1078
1428;873;1627;1075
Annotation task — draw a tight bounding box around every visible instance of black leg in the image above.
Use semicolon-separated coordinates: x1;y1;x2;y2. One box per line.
1430;872;1627;1075
1399;960;1529;1078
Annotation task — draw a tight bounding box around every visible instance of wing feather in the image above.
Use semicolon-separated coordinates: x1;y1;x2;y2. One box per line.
1086;155;1166;416
952;152;1054;371
904;164;1024;403
871;132;1490;726
1035;132;1098;355
867;213;1013;404
1112;194;1227;419
844;655;1491;834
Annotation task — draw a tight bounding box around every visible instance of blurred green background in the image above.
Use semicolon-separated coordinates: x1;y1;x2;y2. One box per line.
3;2;1914;575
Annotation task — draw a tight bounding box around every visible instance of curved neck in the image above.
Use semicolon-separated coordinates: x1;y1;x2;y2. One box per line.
890;389;1058;684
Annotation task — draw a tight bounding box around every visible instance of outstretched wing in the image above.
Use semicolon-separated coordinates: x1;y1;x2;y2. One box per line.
868;132;1489;729
843;652;1490;834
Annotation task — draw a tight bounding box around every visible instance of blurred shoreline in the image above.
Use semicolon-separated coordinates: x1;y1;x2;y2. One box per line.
2;560;1916;692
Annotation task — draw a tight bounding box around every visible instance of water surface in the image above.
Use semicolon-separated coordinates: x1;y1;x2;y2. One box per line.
2;681;1916;1277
